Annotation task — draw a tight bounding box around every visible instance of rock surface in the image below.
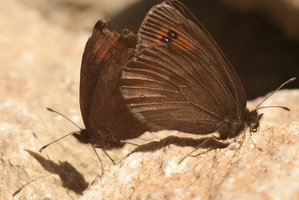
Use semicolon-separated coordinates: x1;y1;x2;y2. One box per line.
0;0;298;199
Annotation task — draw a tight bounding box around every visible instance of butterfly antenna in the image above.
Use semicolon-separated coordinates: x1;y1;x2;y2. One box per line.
39;132;74;153
256;105;290;111
39;108;82;153
46;107;82;130
254;77;296;110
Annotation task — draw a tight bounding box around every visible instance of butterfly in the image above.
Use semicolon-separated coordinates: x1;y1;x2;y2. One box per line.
75;20;149;150
120;0;264;141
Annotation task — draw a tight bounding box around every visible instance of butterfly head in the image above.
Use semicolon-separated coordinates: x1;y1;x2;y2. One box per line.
246;110;263;133
72;127;125;150
245;77;295;133
72;129;91;144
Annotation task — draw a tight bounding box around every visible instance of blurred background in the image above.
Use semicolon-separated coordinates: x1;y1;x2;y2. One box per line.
19;0;299;99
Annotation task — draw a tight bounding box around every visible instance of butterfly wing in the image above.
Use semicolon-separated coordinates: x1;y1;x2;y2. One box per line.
120;0;247;137
80;21;148;148
80;21;110;129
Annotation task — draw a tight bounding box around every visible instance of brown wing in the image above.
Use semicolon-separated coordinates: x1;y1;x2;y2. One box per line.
80;21;148;148
120;0;247;135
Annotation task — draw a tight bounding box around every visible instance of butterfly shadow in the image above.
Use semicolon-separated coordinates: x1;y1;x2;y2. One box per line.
22;150;89;195
128;135;229;156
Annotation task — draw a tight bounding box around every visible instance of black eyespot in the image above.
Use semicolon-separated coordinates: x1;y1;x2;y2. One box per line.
167;30;178;39
161;36;172;43
161;30;178;43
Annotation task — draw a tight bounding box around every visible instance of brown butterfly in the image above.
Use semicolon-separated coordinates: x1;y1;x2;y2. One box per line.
73;21;150;150
120;0;293;141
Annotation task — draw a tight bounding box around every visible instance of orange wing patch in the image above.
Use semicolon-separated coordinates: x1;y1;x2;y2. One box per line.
154;27;196;52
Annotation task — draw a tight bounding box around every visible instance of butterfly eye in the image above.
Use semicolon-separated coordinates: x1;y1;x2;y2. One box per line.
161;29;178;43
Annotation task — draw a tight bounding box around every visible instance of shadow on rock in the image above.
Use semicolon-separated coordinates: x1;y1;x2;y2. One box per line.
130;135;229;154
25;150;89;194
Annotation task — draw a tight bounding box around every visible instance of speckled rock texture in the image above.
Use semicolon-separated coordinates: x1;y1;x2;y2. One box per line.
1;0;298;199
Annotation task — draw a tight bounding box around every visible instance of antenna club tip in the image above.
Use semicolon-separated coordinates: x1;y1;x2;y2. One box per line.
46;107;54;112
39;146;47;153
289;77;296;82
284;107;291;111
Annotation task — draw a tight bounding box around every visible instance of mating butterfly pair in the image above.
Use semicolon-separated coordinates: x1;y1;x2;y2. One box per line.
42;1;293;158
74;0;268;151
